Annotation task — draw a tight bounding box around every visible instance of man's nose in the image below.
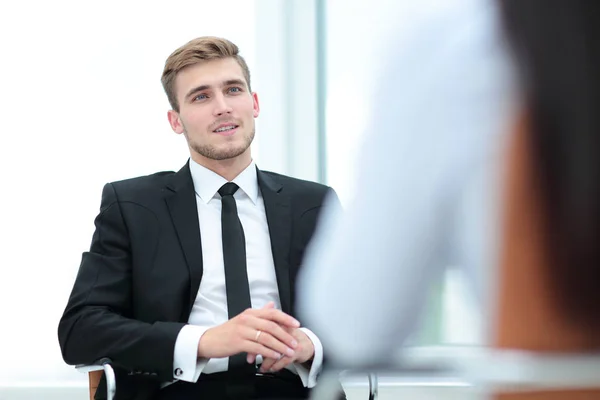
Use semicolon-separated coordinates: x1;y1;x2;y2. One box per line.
213;93;233;116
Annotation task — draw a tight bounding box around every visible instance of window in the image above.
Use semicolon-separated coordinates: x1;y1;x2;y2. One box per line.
323;0;483;346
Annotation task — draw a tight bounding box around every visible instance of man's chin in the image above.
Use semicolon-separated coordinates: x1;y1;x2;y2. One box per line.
190;135;253;161
202;146;250;161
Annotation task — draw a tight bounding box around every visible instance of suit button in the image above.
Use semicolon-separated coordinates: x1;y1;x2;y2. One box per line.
174;368;183;377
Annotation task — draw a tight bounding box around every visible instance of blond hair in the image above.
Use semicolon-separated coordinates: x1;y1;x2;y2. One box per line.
161;36;251;112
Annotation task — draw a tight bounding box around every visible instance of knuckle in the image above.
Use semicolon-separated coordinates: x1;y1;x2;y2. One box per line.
262;333;275;346
271;334;284;348
267;321;279;333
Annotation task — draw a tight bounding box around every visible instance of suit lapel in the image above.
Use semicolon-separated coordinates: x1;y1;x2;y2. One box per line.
165;162;204;315
257;169;293;314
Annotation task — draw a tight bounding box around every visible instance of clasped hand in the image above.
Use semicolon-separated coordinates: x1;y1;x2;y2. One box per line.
197;302;314;372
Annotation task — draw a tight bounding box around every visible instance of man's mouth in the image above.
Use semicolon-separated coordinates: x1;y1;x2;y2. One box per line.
213;124;239;135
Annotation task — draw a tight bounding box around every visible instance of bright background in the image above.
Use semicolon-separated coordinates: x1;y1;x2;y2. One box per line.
0;0;480;393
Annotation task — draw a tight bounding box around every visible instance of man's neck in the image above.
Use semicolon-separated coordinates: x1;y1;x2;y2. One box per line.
191;152;253;182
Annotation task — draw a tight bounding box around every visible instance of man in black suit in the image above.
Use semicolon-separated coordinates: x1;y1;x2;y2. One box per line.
58;36;344;400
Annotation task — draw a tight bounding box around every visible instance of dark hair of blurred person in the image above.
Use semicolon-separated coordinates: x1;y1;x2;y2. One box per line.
499;0;600;330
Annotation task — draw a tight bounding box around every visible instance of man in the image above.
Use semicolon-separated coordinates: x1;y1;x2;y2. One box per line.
58;36;343;400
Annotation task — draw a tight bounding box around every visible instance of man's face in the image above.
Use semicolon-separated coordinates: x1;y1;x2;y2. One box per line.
168;58;259;162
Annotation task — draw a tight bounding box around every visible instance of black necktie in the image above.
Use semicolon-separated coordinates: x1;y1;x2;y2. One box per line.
219;182;254;372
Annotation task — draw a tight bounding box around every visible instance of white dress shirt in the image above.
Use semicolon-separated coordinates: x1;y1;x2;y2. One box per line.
168;159;323;387
297;0;517;367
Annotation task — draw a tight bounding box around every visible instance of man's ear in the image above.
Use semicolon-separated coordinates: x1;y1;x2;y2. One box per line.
252;92;260;118
167;110;184;134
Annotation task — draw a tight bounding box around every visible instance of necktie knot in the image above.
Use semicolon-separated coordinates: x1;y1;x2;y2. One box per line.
218;182;239;197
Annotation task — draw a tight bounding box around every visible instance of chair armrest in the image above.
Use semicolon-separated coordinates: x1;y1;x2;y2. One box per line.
368;372;378;400
75;358;116;400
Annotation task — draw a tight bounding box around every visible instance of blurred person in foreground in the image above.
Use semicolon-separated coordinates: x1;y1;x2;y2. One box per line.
298;0;600;370
58;36;344;400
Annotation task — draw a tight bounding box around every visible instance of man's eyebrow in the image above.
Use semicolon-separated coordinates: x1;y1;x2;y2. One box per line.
223;79;246;88
185;84;210;99
185;79;247;99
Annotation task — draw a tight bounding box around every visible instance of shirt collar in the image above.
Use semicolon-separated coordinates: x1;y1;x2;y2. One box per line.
189;159;259;205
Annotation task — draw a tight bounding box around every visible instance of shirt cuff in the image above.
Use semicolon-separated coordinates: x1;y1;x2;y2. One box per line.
292;327;323;388
172;325;211;383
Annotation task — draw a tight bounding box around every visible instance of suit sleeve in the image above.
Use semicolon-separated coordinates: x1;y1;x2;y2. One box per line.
58;183;185;381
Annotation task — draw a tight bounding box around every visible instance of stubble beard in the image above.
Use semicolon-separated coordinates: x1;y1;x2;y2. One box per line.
187;127;255;161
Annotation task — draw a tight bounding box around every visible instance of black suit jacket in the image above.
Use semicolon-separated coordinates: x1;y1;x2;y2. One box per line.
58;162;336;400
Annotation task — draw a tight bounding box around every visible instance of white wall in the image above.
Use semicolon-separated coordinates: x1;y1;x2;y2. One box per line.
0;0;331;394
0;0;258;386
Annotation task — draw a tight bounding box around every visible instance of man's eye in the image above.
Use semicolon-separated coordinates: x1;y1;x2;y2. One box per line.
194;94;207;101
228;87;242;93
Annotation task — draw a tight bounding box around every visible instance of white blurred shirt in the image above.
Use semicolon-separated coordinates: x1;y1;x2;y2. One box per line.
298;0;517;367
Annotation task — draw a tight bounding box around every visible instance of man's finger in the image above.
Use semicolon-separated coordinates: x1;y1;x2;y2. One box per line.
247;353;256;364
243;340;281;360
270;356;294;372
251;308;300;328
252;329;296;358
246;317;298;351
259;357;276;372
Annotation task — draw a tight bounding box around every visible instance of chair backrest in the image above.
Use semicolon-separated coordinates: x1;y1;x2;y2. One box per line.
88;370;102;400
492;119;600;399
